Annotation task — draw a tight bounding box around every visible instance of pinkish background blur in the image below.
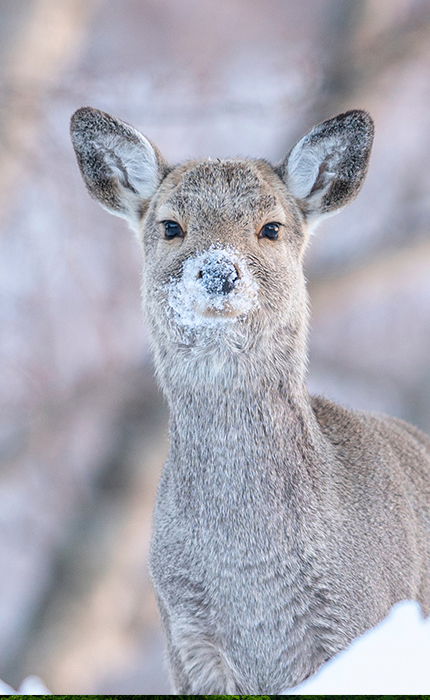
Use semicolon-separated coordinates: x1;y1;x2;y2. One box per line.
1;0;430;693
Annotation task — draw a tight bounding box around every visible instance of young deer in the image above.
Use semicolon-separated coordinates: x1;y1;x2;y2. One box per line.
70;107;430;694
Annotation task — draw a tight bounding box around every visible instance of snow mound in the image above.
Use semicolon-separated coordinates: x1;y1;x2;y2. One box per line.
285;600;430;694
0;675;51;695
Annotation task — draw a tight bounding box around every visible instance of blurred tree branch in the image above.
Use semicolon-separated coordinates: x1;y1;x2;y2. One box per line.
314;0;430;122
0;0;100;230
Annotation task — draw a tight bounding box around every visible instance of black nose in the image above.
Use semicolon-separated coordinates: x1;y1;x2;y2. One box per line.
199;258;239;295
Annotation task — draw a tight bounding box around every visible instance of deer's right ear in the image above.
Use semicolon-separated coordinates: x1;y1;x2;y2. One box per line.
70;107;168;227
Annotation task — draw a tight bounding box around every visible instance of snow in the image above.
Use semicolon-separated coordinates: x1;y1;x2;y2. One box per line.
0;675;51;695
285;600;430;694
167;245;259;330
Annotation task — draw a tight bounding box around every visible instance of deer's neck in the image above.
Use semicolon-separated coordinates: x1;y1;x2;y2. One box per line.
160;322;328;500
164;386;333;547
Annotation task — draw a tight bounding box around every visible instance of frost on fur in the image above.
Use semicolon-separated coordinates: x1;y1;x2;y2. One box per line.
167;246;259;333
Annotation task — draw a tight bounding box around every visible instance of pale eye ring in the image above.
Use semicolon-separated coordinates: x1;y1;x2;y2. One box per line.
259;222;281;240
163;220;184;240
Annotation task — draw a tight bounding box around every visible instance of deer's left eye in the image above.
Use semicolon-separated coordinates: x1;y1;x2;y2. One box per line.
259;222;281;240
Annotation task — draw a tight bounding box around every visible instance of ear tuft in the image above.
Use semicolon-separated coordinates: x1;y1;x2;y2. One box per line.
70;107;168;225
280;110;374;227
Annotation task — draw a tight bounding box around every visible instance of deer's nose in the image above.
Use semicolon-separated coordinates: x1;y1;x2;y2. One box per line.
198;258;240;295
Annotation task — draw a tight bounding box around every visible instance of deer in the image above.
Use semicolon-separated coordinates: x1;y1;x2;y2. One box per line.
70;106;430;694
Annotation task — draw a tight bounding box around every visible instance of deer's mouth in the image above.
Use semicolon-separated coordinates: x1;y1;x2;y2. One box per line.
194;300;244;319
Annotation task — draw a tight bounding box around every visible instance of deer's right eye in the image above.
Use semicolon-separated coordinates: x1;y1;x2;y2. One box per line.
163;221;184;240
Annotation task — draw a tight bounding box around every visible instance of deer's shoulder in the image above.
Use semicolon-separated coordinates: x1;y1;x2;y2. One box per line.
311;394;430;483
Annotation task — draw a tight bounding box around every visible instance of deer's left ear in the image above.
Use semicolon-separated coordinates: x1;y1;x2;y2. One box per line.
279;110;374;227
70;107;169;228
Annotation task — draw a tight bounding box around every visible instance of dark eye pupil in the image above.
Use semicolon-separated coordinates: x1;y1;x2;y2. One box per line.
261;222;280;240
163;221;183;239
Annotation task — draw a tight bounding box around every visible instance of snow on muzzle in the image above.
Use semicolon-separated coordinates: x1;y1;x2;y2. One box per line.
167;246;260;328
197;256;239;295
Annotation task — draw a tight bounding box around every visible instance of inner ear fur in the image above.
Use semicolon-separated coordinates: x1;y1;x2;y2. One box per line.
70;107;169;226
279;110;374;226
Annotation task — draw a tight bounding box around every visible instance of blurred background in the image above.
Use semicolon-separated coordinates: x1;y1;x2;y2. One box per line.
1;0;430;693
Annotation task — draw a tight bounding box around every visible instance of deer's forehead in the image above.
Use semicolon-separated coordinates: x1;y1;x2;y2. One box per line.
157;161;283;221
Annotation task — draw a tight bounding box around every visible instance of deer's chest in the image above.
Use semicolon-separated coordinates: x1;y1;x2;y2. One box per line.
149;463;340;692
